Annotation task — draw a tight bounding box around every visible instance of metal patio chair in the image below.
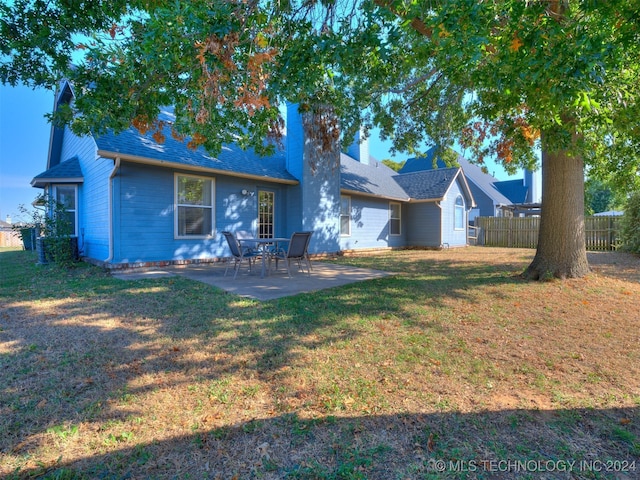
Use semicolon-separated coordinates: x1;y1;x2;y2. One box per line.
269;231;313;277
222;231;260;279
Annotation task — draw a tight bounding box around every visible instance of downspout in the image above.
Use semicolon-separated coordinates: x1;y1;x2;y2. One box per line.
105;157;121;263
435;200;445;248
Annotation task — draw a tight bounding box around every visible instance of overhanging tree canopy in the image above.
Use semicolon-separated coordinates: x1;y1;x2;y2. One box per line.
2;0;638;278
382;0;640;278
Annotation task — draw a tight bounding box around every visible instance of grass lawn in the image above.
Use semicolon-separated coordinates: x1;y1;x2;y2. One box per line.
1;247;639;479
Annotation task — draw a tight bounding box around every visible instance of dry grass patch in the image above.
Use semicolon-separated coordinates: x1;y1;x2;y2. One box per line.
1;247;639;479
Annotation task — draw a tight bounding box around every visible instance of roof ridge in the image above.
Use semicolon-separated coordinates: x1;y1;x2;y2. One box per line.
394;166;460;177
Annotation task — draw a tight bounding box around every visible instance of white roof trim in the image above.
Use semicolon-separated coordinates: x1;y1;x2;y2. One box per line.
441;169;476;208
31;176;84;188
97;149;299;185
340;188;410;202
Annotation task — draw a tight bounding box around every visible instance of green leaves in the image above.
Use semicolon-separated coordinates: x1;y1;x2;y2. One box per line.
378;0;639;173
1;0;638;182
574;91;601;112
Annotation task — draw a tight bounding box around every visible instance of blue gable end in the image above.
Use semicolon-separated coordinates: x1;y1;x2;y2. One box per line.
495;179;528;204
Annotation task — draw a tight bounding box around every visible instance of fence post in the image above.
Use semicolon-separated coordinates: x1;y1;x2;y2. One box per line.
609;216;614;250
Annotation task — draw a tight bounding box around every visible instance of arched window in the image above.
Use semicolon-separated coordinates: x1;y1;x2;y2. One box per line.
454;195;465;230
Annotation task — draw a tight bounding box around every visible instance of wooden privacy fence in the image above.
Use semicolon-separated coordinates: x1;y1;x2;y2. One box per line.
474;215;623;251
0;227;22;248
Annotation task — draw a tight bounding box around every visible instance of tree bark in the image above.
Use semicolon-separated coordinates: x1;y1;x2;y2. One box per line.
523;129;590;280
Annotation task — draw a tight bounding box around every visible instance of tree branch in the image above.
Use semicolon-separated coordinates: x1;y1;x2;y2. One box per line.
386;67;439;94
373;0;433;38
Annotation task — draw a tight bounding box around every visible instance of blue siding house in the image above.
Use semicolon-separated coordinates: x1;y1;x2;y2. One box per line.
31;83;475;269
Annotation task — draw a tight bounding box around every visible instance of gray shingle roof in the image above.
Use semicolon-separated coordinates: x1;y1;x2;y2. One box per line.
340;154;409;200
95;109;297;183
455;157;513;205
400;147;513;205
393;167;461;200
36;106;480;204
31;156;83;188
399;148;445;173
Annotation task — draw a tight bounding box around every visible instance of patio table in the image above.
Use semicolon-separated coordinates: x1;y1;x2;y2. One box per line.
238;237;290;278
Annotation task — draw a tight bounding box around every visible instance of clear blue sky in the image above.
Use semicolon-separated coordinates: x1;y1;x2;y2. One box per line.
0;84;54;223
0;85;520;224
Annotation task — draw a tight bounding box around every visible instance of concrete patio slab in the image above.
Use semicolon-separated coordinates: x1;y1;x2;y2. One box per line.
112;262;391;301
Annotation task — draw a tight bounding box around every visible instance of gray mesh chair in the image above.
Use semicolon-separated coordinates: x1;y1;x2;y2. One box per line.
269;231;313;277
222;231;260;279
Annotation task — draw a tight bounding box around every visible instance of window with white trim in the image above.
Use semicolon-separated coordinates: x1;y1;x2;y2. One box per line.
175;174;214;238
389;202;401;236
454;195;465;230
340;195;351;236
53;185;78;236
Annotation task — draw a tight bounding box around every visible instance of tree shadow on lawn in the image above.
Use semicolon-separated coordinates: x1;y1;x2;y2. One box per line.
336;248;640;284
587;251;640;283
325;254;532;308
8;407;640;479
1;250;637;478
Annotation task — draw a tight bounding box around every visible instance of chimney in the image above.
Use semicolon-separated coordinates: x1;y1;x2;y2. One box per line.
523;169;540;203
5;215;11;224
285;103;341;254
286;103;304;181
346;128;370;165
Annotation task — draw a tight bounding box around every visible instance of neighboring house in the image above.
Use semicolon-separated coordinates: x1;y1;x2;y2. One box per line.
31;82;475;269
399;147;539;222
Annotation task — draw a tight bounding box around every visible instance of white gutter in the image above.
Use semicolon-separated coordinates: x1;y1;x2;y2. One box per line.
435;200;444;247
340;188;410;202
409;197;445;204
105;157;121;263
97;149;299;185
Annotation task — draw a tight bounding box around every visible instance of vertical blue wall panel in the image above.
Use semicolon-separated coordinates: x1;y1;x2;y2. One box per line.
405;202;442;247
60;128;111;262
469;183;498;217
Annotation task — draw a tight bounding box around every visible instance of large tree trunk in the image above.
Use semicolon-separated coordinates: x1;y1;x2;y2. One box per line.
523;131;590;280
